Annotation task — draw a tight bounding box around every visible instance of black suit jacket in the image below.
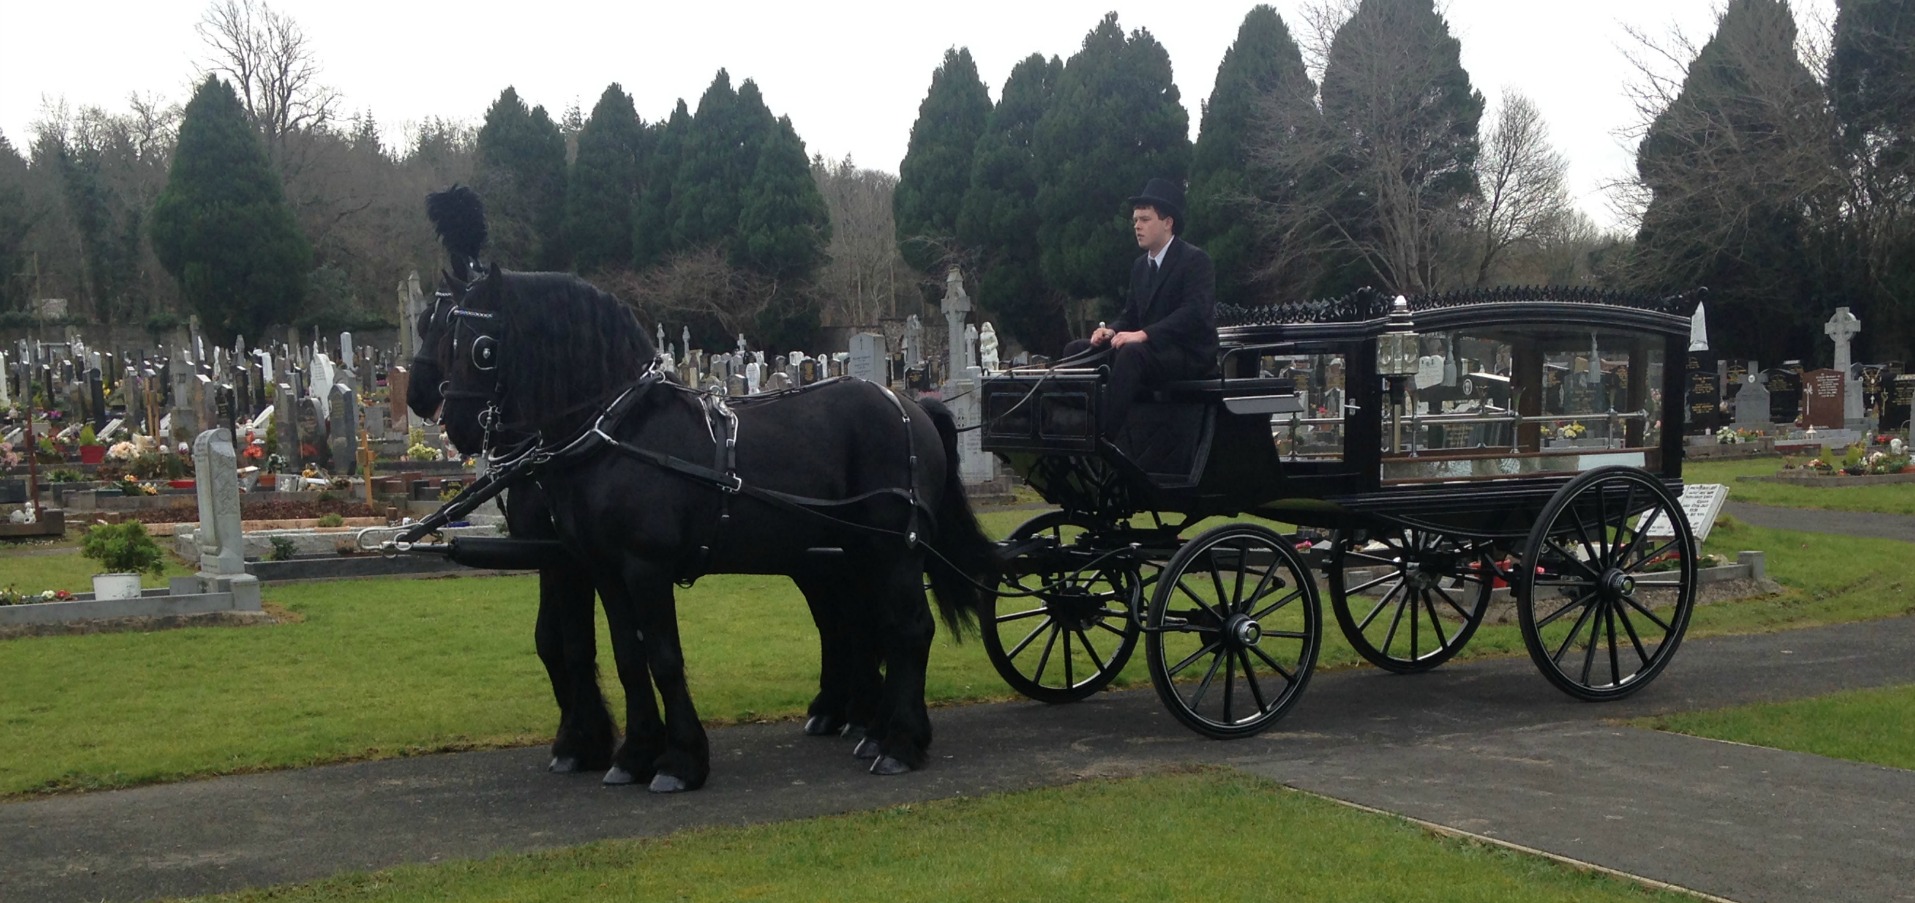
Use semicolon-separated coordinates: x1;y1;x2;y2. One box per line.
1112;237;1218;372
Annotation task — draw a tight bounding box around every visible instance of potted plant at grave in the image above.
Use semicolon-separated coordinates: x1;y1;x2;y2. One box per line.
77;424;106;464
80;520;168;600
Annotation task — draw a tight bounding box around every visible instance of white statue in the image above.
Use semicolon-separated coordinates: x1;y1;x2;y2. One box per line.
978;322;1000;374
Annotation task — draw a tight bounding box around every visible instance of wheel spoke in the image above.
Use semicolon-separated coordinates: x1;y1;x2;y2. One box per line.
1073;627;1108;675
1380;591;1409;657
1235;648;1272;715
1605;601;1623;686
1621;536;1682;572
1535;588;1593;629
1188;646;1228;711
1550;598;1599;664
1345;569;1398;595
1173;575;1226;624
1620;593;1674;633
1431;582;1473;621
1167;638;1223;678
1207;546;1233;612
1062;628;1075;689
1033;623;1061;680
1354;580;1405;632
1249;585;1304;623
1612;599;1654;665
1421;590;1450;650
993;605;1050;625
1249;643;1297;683
1578;599;1605;685
1003;617;1053;660
1220;650;1236;724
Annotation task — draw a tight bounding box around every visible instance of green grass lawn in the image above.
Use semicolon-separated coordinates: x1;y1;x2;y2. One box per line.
1637;684;1915;771
177;770;1698;903
1685;456;1915;514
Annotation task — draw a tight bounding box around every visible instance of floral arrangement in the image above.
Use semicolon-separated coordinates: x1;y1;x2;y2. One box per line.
405;425;441;462
106;440;141;462
117;474;159;496
1864;450;1911;475
1555;422;1587;440
1;441;18;471
0;586;74;606
1715;426;1762;444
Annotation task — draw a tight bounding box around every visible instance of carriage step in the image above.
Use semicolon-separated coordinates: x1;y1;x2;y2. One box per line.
806;547;846;556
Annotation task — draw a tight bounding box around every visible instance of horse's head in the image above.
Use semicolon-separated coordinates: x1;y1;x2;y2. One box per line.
418;185;658;459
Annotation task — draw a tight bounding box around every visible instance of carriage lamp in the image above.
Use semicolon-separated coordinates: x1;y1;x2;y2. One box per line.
1377;295;1419;454
1376;295;1419;378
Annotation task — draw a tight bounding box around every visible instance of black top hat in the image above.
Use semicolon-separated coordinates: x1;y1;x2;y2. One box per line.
1127;177;1185;223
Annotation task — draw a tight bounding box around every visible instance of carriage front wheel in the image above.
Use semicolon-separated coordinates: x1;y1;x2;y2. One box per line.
1516;466;1696;701
1145;523;1320;738
1327;527;1494;673
983;512;1143;703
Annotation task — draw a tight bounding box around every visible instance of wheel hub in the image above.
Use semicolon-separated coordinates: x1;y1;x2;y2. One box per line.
1227;614;1263;647
1600;568;1635;600
1046;584;1104;630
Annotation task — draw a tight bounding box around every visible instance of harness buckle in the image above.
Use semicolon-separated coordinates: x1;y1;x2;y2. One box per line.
722;474;743;494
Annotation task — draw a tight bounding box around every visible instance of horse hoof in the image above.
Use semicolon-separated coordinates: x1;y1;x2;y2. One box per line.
602;766;639;786
869;755;913;776
803;715;845;737
549;756;581;774
851;738;881;760
649;773;690;793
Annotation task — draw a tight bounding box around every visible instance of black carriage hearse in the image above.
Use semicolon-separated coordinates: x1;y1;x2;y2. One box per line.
979;286;1701;739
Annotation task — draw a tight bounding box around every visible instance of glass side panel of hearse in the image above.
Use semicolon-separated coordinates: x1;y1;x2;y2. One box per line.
1376;321;1668;483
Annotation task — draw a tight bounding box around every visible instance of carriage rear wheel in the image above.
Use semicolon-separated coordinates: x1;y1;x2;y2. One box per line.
983;512;1144;703
1145;523;1320;738
1327;527;1494;673
1516;466;1696;701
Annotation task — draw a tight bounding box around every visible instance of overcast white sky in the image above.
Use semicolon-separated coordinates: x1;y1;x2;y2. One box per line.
0;0;1837;233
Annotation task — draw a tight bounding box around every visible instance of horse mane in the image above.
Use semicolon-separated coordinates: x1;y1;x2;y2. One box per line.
493;270;657;432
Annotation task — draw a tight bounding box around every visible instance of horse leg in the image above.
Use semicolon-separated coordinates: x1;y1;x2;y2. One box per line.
792;572;877;740
537;567;616;774
625;562;711;793
869;560;938;775
593;573;668;787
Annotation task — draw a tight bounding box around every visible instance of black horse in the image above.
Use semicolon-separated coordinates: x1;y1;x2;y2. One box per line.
414;187;997;790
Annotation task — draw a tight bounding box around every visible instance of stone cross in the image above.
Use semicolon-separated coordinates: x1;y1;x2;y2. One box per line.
1824;307;1864;424
941;268;971;393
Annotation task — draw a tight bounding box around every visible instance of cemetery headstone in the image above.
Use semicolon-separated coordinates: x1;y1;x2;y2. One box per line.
1886;375;1914;433
1684;350;1718;434
1764;369;1802;424
1824;307;1862;423
87;368;107;430
1802;369;1845;430
388;366;411;432
329;384;358;475
275;384;299;462
192;428;247;577
941;268;971;393
1733;375;1770;430
297;396;328;470
848;332;882;383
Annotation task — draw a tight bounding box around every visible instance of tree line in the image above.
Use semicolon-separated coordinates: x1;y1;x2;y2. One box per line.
896;0;1914;365
0;0;1908;366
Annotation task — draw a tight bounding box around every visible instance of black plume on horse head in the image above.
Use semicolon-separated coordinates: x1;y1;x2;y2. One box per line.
426;185;488;280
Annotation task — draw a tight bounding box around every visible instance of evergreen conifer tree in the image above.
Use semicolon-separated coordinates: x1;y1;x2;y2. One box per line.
1634;0;1829;364
1318;0;1483;294
958;53;1066;352
1032;13;1191;310
632;100;691;269
566;84;651;275
1189;5;1316;303
475;87;568;269
895;47;992;277
150;76;310;343
1828;0;1915;360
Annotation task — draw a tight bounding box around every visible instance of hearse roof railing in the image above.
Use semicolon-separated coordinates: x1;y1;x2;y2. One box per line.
1217;286;1703;345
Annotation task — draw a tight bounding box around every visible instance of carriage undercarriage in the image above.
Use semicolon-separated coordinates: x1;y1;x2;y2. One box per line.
980;288;1701;738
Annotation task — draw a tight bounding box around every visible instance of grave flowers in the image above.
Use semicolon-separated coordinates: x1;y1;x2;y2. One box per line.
80;520;168;600
77;425;105;464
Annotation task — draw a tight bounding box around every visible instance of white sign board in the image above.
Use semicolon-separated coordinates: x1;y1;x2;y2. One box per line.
1641;482;1728;544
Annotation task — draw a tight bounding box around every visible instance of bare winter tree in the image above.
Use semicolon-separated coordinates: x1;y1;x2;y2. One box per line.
810;155;915;327
1468;91;1575;285
195;0;340;175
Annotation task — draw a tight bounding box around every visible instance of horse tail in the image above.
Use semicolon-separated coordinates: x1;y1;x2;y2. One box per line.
916;397;997;636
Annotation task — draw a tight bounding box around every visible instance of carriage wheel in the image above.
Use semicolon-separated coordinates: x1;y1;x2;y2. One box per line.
1327;527;1494;673
983;512;1143;703
1517;467;1696;701
1145;523;1320;738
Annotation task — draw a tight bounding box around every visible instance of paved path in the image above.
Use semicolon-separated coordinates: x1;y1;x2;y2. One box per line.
1725;501;1915;542
5;616;1914;903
